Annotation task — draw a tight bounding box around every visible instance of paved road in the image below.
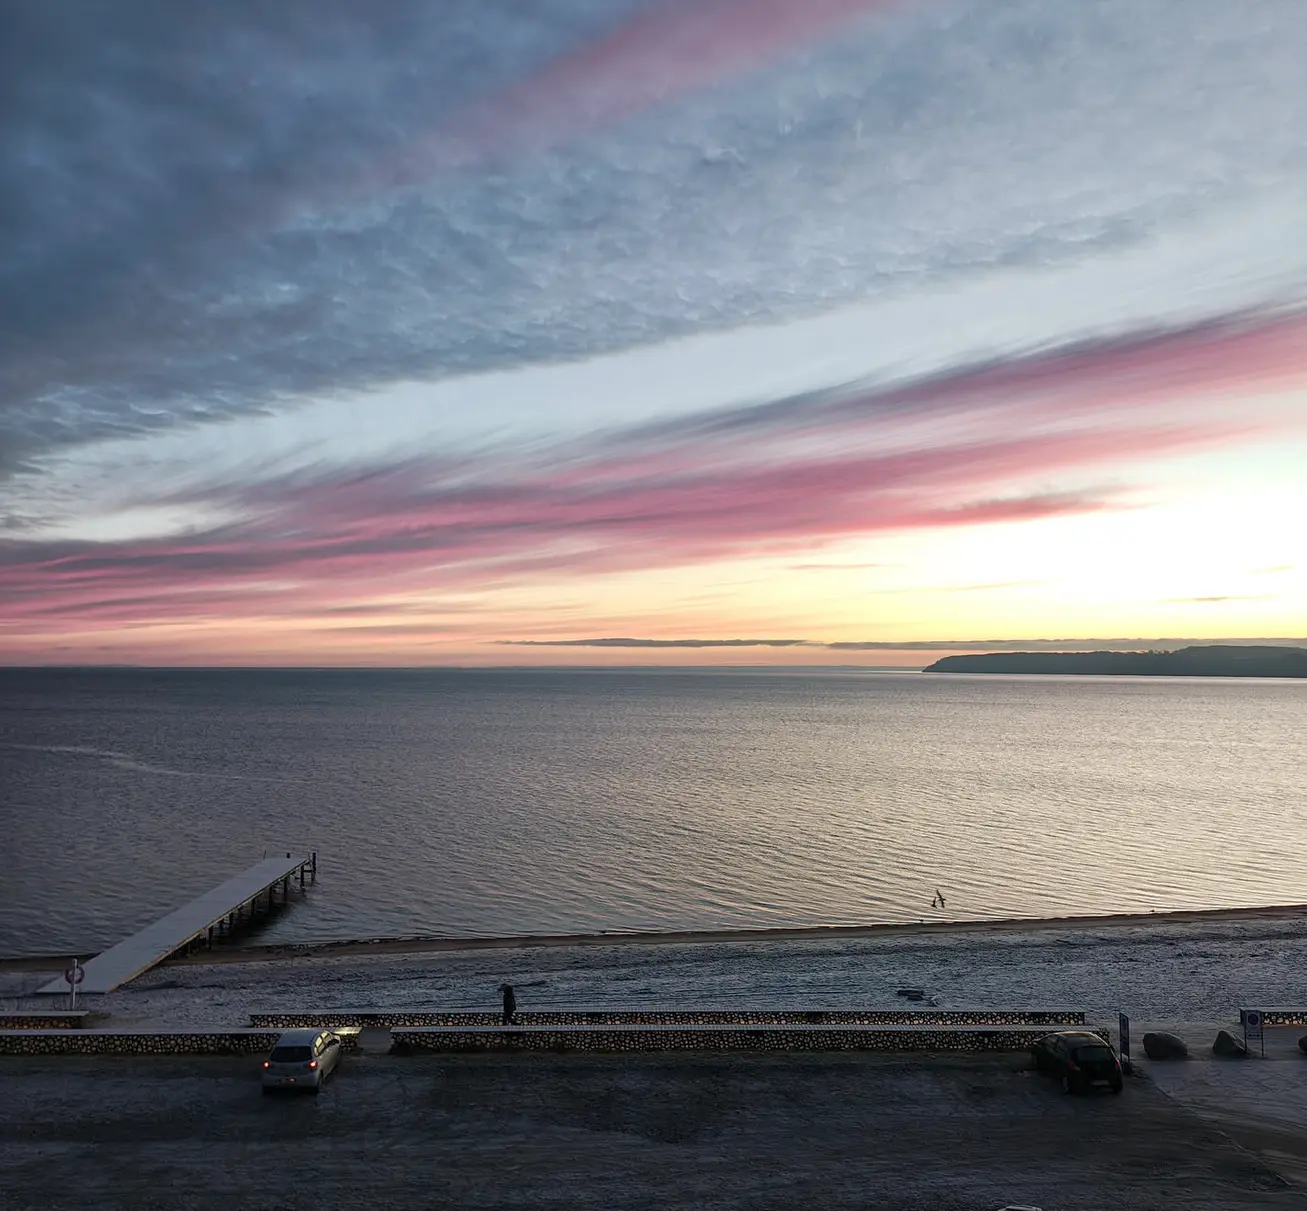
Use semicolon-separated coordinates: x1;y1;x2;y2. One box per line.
0;1051;1299;1210
1143;1026;1307;1189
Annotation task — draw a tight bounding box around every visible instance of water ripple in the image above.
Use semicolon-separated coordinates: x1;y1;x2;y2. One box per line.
1;669;1304;956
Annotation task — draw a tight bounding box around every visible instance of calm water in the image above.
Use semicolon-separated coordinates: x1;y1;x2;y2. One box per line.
1;667;1304;958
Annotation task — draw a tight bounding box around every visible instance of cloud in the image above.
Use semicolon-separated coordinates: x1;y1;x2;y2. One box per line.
4;0;1307;656
936;580;1047;593
494;636;1307;652
0;0;908;473
617;309;1307;456
0;306;1284;631
0;418;1217;625
824;637;1307;651
500;637;811;648
317;622;455;636
861;579;1049;596
1161;595;1271;604
4;0;1307;476
390;0;902;175
789;561;890;571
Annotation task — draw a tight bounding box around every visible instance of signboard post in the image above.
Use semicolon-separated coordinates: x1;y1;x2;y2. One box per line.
1241;1009;1265;1057
64;959;84;1010
1118;1012;1131;1068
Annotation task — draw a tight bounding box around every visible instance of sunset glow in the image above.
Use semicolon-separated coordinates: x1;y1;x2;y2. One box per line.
3;0;1305;666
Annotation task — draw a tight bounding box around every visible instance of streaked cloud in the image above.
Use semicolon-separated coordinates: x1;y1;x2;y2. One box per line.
789;562;891;572
825;637;1307;652
502;638;811;648
497;636;1307;652
862;579;1050;596
393;0;902;175
3;0;1307;663
935;581;1047;594
1161;595;1271;604
5;0;1307;475
0;388;1245;625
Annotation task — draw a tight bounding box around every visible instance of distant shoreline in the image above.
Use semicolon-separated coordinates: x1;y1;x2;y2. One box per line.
923;644;1307;677
4;902;1305;971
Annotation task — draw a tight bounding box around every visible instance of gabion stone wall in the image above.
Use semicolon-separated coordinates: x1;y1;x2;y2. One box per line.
250;1008;1086;1030
0;1029;359;1056
0;1012;91;1030
0;1022;1104;1057
389;1023;1108;1054
1259;1009;1307;1026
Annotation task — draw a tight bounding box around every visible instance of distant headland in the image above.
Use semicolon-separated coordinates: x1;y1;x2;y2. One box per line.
922;644;1307;678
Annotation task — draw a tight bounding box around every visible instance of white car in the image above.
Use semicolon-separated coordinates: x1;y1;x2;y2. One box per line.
261;1028;342;1094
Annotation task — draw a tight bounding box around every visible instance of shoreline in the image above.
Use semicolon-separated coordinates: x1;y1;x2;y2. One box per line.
4;901;1305;973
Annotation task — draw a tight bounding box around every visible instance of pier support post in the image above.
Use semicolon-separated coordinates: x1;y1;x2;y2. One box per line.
311;851;317;882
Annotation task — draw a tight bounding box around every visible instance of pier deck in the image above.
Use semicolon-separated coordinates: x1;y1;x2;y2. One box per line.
37;855;314;995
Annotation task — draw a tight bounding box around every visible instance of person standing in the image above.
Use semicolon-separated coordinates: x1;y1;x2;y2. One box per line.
500;982;516;1026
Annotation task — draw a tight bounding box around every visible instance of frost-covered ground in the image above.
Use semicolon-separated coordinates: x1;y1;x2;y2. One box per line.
5;914;1307;1036
6;1051;1295;1211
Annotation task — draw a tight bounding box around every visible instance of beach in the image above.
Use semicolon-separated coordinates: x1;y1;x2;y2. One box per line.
136;900;1307;964
5;904;1306;1036
6;900;1305;972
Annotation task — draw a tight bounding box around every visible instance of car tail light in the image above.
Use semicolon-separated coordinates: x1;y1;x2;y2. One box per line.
262;1061;270;1069
308;1060;318;1070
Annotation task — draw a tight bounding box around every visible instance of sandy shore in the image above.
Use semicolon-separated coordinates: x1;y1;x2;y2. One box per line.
5;901;1305;972
4;898;1307;1039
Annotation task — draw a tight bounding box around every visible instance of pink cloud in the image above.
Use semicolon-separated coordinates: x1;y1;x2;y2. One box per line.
640;310;1307;454
4;305;1305;653
382;0;901;181
0;425;1232;632
872;311;1307;428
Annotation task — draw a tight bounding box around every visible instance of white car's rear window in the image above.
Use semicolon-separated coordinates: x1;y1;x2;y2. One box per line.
270;1046;313;1062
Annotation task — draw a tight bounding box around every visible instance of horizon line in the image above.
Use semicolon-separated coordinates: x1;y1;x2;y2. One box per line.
3;636;1306;674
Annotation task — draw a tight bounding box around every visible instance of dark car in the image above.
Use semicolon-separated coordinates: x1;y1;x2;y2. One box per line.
1031;1031;1124;1094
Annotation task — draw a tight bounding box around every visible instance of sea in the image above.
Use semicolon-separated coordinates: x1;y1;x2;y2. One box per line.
1;666;1304;960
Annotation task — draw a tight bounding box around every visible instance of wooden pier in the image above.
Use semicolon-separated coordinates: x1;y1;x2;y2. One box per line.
37;853;316;996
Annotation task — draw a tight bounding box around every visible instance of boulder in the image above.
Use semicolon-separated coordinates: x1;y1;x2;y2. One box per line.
1142;1031;1189;1060
1213;1029;1249;1058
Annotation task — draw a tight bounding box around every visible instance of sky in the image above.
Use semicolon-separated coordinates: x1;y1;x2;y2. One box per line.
2;0;1305;667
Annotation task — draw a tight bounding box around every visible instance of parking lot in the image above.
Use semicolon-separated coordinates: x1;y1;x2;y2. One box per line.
0;1051;1297;1210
